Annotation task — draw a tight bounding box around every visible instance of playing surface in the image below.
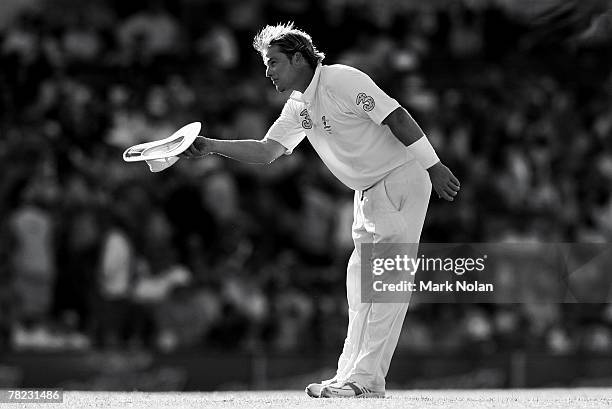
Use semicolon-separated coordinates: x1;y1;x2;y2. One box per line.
56;389;612;408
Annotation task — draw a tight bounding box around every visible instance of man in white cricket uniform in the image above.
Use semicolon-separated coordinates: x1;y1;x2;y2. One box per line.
182;22;460;398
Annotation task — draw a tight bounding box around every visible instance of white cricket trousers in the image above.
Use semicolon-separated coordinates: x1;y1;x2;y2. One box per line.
334;160;432;391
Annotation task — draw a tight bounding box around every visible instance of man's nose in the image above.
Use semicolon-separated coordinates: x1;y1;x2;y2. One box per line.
265;66;272;77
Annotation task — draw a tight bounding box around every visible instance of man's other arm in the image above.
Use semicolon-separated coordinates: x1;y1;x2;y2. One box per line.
383;107;461;201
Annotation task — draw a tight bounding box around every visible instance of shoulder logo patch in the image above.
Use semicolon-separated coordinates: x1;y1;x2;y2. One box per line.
300;109;313;129
356;92;375;112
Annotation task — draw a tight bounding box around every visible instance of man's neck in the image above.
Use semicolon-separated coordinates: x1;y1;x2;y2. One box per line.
294;67;315;93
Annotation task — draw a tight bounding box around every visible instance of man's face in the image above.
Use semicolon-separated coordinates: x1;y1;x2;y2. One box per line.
263;45;298;92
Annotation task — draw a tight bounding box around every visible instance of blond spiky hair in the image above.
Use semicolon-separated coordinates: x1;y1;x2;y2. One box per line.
253;22;325;69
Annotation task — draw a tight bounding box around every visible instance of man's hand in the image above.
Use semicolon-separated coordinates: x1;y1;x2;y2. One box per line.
180;136;211;158
427;162;460;201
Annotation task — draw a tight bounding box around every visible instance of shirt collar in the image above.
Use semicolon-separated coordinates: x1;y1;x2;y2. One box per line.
289;64;322;105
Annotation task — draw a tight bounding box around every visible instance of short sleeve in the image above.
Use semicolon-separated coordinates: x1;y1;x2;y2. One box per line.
263;100;306;155
332;67;400;125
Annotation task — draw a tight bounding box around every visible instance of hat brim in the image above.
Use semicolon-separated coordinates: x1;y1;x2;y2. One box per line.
123;122;201;162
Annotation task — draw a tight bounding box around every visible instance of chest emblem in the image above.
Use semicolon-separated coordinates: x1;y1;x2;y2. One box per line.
322;115;333;134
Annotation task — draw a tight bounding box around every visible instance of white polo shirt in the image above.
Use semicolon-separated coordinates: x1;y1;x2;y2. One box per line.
263;64;416;191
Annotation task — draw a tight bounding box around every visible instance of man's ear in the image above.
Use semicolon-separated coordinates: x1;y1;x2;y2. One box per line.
292;52;304;66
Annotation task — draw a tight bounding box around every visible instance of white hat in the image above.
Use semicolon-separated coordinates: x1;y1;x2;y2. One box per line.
123;122;202;172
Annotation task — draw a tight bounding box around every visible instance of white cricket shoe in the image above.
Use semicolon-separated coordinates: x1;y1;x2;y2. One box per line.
304;378;338;398
320;380;385;398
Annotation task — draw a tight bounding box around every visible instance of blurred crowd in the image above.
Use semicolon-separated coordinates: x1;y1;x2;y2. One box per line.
1;0;612;356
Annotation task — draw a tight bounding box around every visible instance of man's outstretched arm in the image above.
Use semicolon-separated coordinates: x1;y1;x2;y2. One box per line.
383;107;461;201
181;137;287;165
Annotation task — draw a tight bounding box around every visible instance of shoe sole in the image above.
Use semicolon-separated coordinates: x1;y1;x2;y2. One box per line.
320;390;385;399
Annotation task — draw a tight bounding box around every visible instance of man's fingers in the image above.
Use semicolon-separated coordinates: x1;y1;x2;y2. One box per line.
431;166;460;201
434;183;459;201
444;186;458;196
440;190;454;201
180;145;201;159
435;186;453;201
182;137;210;158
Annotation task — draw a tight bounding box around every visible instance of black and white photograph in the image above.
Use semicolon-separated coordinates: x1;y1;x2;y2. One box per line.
1;0;612;407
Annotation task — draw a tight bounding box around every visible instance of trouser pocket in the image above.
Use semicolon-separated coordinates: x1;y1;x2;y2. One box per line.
382;177;406;212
